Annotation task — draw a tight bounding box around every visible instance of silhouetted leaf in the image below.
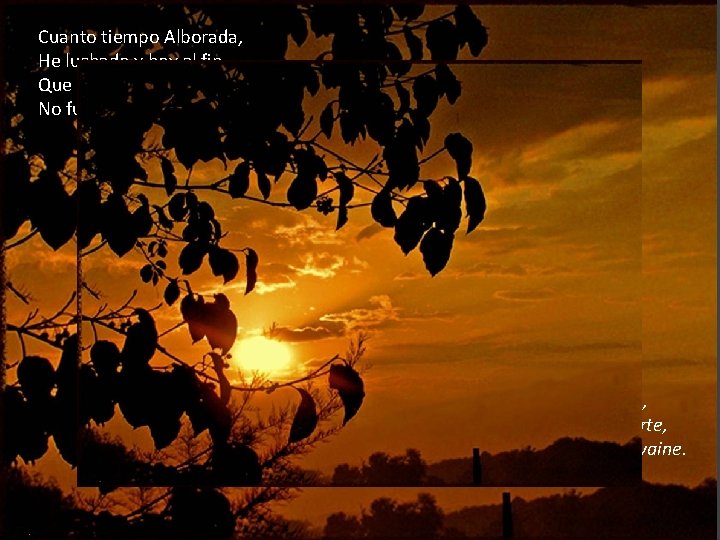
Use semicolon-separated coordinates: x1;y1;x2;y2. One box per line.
140;264;153;283
204;294;238;354
364;91;396;145
464;176;487;233
384;119;420;190
56;334;79;392
207;352;232;406
200;383;232;445
132;198;153;238
339;110;365;144
454;4;488;56
168;193;187;221
394;196;432;254
245;248;258;295
160;157;177;196
90;340;121;379
335;172;354;230
17;356;54;401
161;100;222;169
228;161;250;198
409;110;431;149
288;7;308;46
413;75;439;117
438;178;463;233
116;371;152;429
181;293;237;353
329;364;365;425
120;309;158;369
420;227;454;276
149;417;182;450
154;204;174;230
371;189;397;228
320;103;334;138
435;64;461;104
257;172;271;200
289;388;319;443
287;173;318;210
181;294;206;343
444;133;473;178
164;280;181;306
178;242;207;275
209;247;239;284
146;371;185;449
426;19;459;61
396;81;411;115
80;364;114;426
29;170;76;250
101;194;137;257
403;26;423;60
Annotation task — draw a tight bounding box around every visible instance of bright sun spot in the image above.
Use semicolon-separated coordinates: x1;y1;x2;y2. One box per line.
232;335;293;376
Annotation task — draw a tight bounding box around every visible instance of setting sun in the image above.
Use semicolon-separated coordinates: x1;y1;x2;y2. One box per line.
232;335;293;376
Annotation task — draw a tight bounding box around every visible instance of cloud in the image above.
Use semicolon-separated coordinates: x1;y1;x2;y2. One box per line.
459;161;642;276
274;215;343;246
320;295;400;330
254;278;296;295
290;253;346;279
267;321;346;342
506;340;639;354
493;288;557;302
356;223;383;242
642;356;716;370
395;262;531;281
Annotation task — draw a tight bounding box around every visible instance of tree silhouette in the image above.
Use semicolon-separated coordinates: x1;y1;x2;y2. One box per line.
2;3;490;537
324;493;445;539
331;448;428;486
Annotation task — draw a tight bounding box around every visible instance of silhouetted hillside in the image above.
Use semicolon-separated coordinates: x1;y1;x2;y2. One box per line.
328;438;641;487
444;479;716;539
427;437;642;486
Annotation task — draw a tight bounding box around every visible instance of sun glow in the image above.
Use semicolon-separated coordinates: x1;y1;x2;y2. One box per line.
232;335;293;376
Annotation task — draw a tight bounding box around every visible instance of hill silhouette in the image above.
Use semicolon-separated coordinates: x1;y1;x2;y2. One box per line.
443;479;716;539
328;438;641;487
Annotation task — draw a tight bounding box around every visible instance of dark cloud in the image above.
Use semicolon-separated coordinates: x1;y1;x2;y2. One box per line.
356;223;383;242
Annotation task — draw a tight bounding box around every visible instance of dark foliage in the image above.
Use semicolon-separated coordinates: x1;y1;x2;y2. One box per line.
324;493;444;539
321;480;716;539
4;465;242;539
4;4;490;277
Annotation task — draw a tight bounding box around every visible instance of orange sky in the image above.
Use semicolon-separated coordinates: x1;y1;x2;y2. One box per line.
3;5;715;513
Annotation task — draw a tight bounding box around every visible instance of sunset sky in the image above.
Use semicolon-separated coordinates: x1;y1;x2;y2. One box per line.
3;4;715;520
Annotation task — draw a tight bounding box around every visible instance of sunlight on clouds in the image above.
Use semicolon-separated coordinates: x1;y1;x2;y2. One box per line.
521;120;624;163
254;278;297;295
320;295;400;330
643;76;691;104
274;215;343;246
643;115;716;159
290;253;346;279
